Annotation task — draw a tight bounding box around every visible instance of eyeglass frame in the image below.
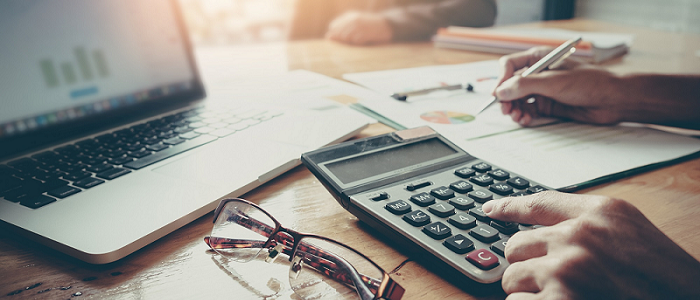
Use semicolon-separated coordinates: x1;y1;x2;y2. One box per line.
204;198;405;300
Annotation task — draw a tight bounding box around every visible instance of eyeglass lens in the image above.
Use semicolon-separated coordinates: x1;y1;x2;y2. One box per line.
209;200;277;262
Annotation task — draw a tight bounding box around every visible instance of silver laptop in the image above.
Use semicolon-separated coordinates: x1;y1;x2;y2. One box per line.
0;0;370;263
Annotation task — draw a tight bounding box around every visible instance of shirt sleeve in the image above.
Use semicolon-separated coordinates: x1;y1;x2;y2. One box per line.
381;0;497;41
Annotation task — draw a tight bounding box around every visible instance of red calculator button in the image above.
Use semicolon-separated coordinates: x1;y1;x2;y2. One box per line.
466;249;499;270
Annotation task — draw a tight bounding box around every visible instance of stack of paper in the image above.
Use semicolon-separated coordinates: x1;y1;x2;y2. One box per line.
433;27;634;63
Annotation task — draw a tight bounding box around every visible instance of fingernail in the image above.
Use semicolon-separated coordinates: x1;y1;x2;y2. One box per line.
482;201;494;214
496;87;510;99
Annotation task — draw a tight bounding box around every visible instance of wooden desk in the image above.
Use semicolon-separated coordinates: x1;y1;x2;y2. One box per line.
2;19;699;299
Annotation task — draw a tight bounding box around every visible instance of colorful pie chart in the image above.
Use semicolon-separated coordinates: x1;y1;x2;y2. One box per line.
420;111;475;124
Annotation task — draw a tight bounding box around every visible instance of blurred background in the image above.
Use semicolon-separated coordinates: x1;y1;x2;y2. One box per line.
179;0;700;46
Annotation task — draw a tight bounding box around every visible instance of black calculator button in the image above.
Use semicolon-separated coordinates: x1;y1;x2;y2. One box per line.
527;185;548;194
422;221;452;240
489;183;514;195
468;190;493;203
369;191;389;201
488;169;510;181
428;202;456;218
468;206;491;222
469;224;499;243
471;162;492;173
403;210;431;227
507;177;530;189
470;174;493;186
410;192;435;207
448;213;477;229
444;234;475;254
454;167;475;178
449;196;475;210
490;220;520;235
491;237;509;257
511;191;528;197
406;180;431;191
385;200;411;215
466;249;499;270
430;186;454;200
449;180;473;193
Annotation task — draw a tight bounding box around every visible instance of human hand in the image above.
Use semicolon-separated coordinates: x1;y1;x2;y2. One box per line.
482;191;700;299
493;47;629;126
325;11;393;45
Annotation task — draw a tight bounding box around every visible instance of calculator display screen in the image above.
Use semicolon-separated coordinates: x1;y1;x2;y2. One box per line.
325;138;457;184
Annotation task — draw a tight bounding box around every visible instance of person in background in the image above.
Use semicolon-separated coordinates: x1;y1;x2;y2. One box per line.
288;0;497;45
485;48;700;299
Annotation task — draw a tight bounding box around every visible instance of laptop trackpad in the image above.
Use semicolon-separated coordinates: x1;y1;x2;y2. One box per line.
151;136;303;187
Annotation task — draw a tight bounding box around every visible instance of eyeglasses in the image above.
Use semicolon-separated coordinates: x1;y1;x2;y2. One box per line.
204;198;405;300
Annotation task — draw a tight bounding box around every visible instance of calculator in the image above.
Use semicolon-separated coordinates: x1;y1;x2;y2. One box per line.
301;126;549;284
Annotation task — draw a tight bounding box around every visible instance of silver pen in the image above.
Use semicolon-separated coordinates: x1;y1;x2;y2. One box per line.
391;83;474;101
474;36;582;115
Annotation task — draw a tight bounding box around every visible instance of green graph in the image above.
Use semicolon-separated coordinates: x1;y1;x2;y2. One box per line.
40;46;110;88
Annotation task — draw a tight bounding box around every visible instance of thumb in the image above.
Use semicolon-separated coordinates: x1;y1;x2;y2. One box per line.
482;191;589;226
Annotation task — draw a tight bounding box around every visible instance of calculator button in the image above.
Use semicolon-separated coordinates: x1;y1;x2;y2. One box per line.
488;169;510;181
385;200;411;215
468;206;491;222
470;174;493;186
491;237;509;257
467;190;493;203
448;213;477;229
444;234;475;254
527;185;548;194
466;249;499;270
454;167;475;178
430;186;455;200
489;183;514;196
449;180;473;193
469;224;499;243
428;202;456;218
510;191;528;197
422;221;452;240
490;220;520;235
368;191;389;201
471;162;492;173
403;210;431;227
406;180;431;191
507;177;530;189
410;192;436;207
449;196;475;210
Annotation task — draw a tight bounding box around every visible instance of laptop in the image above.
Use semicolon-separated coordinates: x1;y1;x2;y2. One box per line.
0;0;371;264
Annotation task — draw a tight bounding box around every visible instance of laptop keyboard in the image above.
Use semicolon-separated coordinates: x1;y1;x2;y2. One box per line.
0;105;282;209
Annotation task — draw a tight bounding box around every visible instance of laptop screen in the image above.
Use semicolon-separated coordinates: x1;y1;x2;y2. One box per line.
0;0;203;159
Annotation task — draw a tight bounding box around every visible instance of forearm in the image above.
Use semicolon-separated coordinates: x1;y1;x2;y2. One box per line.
616;74;700;129
382;0;496;41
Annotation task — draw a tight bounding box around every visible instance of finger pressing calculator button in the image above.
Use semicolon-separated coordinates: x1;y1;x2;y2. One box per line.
507;177;530;189
368;191;389;201
428;202;456;217
448;213;477;229
470;174;493;186
385;200;411;215
450;180;473;193
527;185;548;194
469;224;499;243
422;221;452;240
488;169;510;180
490;220;520;235
467;190;493;203
410;192;435;207
444;234;475;254
406;180;431;191
491;237;509;257
467;249;499;270
449;196;475;210
471;162;492;173
454;167;475;178
403;210;431;227
430;186;454;200
489;183;513;195
468;206;491;222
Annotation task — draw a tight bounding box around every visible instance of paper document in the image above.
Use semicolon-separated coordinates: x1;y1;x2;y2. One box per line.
343;60;554;140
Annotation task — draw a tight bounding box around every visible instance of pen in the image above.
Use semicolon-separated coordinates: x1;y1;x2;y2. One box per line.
474;36;582;115
391;83;474;101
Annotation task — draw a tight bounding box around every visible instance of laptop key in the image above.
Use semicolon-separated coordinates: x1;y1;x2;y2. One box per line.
48;185;81;199
74;177;105;189
124;135;217;170
20;195;56;209
62;171;92;181
96;168;131;180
